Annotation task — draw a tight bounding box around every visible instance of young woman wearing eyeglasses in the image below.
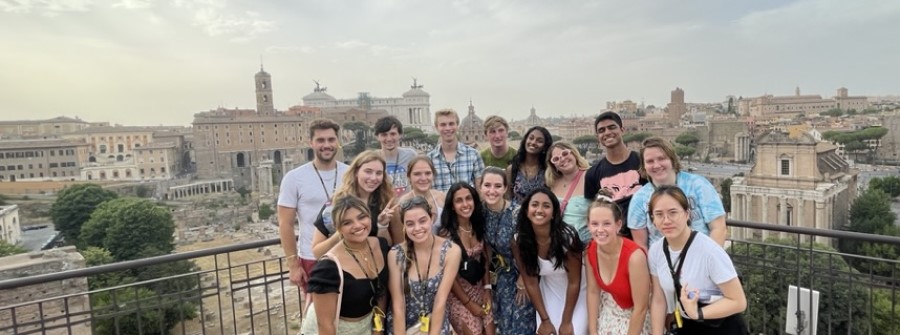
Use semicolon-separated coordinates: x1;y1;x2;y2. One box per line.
508;126;554;205
584;190;651;335
312;150;397;258
388;195;462;335
396;156;446;236
512;188;587;335
301;196;390;335
647;185;747;335
479;167;535;335
438;182;496;335
545;142;592;244
627;138;727;251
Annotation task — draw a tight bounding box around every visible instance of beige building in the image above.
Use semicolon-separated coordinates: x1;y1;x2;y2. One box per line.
0;205;20;245
606;100;639;114
667;87;687;126
706;120;749;161
301;79;432;131
730;130;858;244
135;142;178;180
738;87;869;118
63;126;156;164
0;139;90;182
459;102;485;147
876;111;900;164
0;116;103;138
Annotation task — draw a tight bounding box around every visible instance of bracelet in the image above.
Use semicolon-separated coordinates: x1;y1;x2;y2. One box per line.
540;316;550;322
377;222;390;229
285;254;297;260
462;297;471;305
483;284;492;290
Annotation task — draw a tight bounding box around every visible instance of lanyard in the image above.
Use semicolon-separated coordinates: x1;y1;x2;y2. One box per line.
412;237;436;314
313;163;338;199
663;231;698;324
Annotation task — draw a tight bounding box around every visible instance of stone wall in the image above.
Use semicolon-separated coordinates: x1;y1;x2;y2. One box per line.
0;246;89;334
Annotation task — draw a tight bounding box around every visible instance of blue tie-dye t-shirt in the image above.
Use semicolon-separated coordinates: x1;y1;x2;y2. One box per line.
627;171;726;246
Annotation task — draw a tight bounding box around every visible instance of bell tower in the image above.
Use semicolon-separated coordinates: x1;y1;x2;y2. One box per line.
255;63;274;116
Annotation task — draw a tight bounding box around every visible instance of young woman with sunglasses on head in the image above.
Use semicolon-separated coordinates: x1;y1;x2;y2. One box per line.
508;126;554;205
479;166;535;334
388;195;461;335
396;156;446;235
584;190;651;335
438;182;495;335
647;186;747;335
545;142;592;244
513;188;587;335
301;196;390;335
312;151;397;258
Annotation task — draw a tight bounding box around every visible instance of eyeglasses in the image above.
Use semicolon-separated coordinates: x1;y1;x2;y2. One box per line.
400;196;429;210
651;209;686;222
550;149;571;164
596;124;619;134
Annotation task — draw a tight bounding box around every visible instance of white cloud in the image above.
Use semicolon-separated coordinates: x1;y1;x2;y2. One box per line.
192;8;274;42
0;0;93;16
111;0;152;10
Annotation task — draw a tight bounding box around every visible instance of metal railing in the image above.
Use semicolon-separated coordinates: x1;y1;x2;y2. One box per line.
0;221;898;335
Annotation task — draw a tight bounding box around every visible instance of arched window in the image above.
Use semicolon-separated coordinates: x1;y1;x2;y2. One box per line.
236;153;246;167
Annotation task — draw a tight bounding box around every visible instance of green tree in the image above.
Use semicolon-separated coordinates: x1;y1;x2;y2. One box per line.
869;176;900;198
572;135;599;156
622;132;653;144
730;238;873;335
343;121;372;158
821;108;844;117
674;145;696;160
509;131;522;141
551;135;563;142
720;178;733;213
258;203;275;220
675;131;700;147
50;183;118;245
0;240;27;257
79;198;175;261
839;188;899;276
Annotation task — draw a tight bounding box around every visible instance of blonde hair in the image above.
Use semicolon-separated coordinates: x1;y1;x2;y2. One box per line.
434;108;459;126
483;115;510;134
334;150;395;210
544;142;589;186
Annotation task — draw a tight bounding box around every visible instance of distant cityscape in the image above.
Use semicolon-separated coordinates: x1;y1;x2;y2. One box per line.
2;66;900;250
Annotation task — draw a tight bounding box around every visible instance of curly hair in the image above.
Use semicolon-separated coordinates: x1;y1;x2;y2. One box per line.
515;187;583;276
544;141;590;186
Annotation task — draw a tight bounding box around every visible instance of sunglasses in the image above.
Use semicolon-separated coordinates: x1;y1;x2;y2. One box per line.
550;149;572;164
400;195;429;210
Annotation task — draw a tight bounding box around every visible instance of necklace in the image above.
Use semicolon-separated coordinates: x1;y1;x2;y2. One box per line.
343;240;380;308
459;224;473;234
412;236;436;314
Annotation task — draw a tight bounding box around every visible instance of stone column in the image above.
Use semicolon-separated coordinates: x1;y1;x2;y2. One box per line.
815;201;826;245
761;195;769;240
779;196;787;239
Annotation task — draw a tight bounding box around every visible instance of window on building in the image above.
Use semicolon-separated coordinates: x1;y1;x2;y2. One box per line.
786;204;793;226
99;145;107;154
117;144;124;153
161;167;166;173
780;159;790;176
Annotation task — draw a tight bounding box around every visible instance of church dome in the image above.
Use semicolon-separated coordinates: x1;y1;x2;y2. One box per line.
403;87;430;98
302;91;336;102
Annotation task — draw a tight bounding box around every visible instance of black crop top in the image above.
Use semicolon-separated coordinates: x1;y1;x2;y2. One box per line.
307;237;390;318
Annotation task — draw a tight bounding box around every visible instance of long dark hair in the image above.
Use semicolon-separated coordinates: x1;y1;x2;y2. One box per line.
516;187;583;276
439;182;486;244
509;126;553;184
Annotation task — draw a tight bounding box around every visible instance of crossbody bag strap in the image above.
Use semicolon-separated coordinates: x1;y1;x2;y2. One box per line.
663;231;698;314
560;169;585;213
323;251;344;330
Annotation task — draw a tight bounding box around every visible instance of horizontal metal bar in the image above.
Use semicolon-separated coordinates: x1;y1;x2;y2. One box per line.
727;219;900;245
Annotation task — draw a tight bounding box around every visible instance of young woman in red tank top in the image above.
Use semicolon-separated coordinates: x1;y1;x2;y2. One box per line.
585;191;651;334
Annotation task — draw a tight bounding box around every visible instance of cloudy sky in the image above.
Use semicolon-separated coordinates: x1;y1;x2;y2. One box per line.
2;0;899;126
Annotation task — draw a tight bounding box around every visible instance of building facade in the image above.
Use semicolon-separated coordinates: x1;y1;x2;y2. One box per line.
458;102;485;146
730;130;858;244
0;116;101;138
0;205;20;245
738;87;869;118
301;79;432;131
0;139;89;182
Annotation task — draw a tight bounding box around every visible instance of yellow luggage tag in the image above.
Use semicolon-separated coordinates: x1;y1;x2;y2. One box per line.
674;307;683;328
419;313;430;332
372;306;385;332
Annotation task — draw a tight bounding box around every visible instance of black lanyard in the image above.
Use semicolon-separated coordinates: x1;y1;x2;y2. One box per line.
313;163;338;199
663;231;698;313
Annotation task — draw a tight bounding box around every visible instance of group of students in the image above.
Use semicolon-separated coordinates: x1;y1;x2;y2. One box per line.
278;110;749;335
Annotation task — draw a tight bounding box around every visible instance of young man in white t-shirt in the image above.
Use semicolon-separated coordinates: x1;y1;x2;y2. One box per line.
277;119;349;293
374;115;417;196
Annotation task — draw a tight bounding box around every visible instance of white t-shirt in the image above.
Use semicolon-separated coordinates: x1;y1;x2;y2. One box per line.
648;232;737;317
384;147;418;196
277;161;349;260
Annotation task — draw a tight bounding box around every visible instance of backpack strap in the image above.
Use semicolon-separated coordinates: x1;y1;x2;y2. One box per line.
321;251;343;330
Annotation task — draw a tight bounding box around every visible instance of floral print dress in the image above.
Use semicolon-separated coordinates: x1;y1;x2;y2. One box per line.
394;239;453;335
484;204;536;334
